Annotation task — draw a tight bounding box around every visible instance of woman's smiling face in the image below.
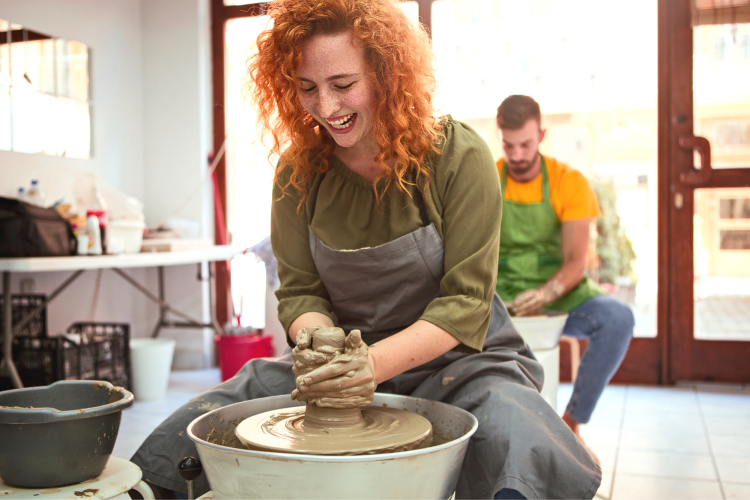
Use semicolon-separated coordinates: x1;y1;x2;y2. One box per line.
296;31;377;152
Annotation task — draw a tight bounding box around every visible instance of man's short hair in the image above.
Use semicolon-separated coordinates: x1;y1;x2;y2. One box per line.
496;95;541;130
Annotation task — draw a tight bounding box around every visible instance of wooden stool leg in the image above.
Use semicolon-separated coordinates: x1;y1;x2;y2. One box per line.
560;335;581;383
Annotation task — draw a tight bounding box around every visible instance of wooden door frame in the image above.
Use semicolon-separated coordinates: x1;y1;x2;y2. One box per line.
210;1;267;327
662;0;750;383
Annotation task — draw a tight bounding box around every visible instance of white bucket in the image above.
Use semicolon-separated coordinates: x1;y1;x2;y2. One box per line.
129;338;176;401
510;313;569;350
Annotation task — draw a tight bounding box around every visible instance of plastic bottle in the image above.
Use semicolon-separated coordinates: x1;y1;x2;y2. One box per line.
86;215;102;255
26;180;46;207
86;185;108;254
17;187;26;202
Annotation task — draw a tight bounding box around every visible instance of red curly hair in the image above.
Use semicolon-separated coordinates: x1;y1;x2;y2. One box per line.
247;0;443;208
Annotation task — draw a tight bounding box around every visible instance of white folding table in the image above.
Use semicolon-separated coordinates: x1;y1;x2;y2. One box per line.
0;246;242;388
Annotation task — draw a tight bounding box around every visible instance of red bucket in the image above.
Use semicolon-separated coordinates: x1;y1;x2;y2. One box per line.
215;334;275;381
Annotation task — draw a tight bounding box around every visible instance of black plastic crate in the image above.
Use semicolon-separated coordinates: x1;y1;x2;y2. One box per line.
12;322;131;390
0;294;48;339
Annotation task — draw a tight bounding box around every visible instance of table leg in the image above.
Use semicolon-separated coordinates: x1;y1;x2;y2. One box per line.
1;271;23;388
208;261;223;334
151;266;167;338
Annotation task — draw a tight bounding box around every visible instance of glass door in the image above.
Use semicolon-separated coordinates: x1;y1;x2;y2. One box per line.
431;0;662;383
663;0;750;382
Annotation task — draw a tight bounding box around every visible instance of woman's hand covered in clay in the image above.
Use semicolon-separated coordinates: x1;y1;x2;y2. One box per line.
296;329;377;409
290;326;334;402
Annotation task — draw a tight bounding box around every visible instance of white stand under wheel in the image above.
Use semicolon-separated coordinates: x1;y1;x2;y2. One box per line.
0;456;154;499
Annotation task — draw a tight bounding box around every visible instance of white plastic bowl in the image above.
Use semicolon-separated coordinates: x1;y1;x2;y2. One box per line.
510;313;569;350
107;219;145;254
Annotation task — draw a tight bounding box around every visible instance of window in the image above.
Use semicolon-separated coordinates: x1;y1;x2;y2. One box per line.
0;20;91;158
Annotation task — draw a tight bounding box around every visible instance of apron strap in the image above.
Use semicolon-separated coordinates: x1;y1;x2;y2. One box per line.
540;156;551;204
500;155;551;204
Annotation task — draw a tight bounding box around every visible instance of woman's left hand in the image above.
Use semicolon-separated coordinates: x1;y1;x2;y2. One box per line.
296;330;377;409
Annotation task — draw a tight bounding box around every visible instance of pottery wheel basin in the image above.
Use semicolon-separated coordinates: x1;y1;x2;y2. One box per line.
187;393;478;499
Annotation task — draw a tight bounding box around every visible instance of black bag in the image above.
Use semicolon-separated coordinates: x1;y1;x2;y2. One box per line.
0;197;76;257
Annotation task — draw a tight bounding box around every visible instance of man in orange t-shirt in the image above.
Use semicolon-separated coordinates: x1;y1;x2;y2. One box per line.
495;95;633;445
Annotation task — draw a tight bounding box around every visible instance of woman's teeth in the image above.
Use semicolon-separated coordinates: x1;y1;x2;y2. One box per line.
328;114;355;129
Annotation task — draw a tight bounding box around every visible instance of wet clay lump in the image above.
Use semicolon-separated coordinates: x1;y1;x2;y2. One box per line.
235;328;433;455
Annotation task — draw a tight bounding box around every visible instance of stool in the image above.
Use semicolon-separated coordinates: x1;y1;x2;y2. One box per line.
0;456;154;499
559;335;581;383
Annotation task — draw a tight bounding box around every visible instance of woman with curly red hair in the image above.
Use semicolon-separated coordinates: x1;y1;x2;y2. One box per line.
131;1;600;498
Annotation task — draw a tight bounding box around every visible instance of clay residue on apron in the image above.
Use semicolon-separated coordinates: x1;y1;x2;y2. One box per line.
191;399;224;412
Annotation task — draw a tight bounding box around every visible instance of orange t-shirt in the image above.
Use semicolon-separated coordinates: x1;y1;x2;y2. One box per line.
495;155;600;222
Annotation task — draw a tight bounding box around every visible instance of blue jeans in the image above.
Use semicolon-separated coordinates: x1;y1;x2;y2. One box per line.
563;294;634;424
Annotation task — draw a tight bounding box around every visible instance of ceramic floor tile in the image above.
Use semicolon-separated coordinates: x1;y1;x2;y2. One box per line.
709;434;750;457
616;450;717;481
700;392;750;418
165;368;221;393
585;410;624;431
597;386;628;405
619;428;710;455
627;385;698;400
724;482;750;499
705;415;750;437
715;456;750;484
579;426;622;449
557;383;574;415
586;446;618;474
113;411;169;459
111;369;221;461
624;396;700;415
595;470;614;500
621;412;704;433
611;473;723;500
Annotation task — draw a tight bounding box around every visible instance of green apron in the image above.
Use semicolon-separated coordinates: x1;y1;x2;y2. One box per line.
496;157;604;313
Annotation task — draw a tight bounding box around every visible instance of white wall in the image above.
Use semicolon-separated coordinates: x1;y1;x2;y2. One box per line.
0;0;146;200
140;0;214;369
1;0;215;370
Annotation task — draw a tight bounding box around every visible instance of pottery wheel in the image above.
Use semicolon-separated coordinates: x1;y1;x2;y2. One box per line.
236;327;432;455
235;403;433;455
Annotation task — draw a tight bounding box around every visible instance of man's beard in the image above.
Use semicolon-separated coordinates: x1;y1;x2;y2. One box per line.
508;151;540;177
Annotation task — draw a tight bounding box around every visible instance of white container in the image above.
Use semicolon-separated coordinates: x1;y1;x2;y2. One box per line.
510;313;569;350
107;220;145;254
129;338;175;401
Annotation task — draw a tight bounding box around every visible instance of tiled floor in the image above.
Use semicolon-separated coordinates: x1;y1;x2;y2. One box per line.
112;369;223;462
113;371;750;499
557;383;750;500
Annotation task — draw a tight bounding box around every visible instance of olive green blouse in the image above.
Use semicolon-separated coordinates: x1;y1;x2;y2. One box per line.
270;117;502;353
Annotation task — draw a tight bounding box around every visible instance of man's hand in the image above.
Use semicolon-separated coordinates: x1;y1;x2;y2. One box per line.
510;288;546;316
510;280;565;317
296;329;377;409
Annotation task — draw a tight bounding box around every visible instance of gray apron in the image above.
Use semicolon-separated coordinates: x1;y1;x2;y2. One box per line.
132;187;601;499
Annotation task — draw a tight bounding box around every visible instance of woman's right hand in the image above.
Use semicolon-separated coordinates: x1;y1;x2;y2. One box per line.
291;326;342;402
295;330;377;409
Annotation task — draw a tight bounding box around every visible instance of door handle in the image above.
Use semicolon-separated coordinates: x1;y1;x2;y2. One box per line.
678;135;712;186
